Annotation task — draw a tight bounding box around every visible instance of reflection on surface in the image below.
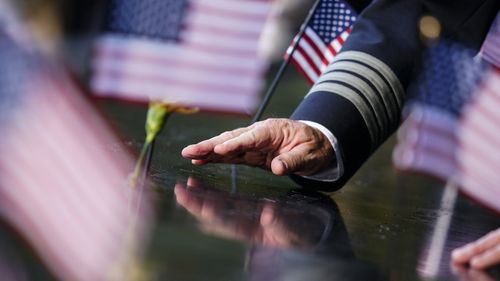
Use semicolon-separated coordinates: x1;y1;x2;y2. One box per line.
174;177;386;281
452;264;500;281
415;186;500;281
174;177;338;250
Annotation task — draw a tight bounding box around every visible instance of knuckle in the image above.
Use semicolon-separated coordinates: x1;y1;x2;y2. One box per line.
261;119;275;128
494;245;500;254
248;130;259;142
262;118;285;127
219;131;232;138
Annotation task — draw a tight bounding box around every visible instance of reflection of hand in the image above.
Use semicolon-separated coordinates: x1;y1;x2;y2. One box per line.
452;263;497;281
181;118;333;176
452;228;500;270
174;178;316;248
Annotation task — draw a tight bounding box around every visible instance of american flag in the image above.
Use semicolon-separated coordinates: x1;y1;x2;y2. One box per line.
393;41;500;213
457;69;500;213
393;41;486;183
286;0;357;84
458;12;500;212
92;0;274;114
0;26;151;281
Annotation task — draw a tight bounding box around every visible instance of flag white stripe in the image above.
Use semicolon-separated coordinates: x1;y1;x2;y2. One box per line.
292;51;320;82
93;76;263;100
340;30;350;41
92;85;260;113
93;70;262;96
393;145;457;180
297;38;324;72
96;36;264;71
462;102;500;147
459;178;500;212
304;28;327;53
192;0;273;16
459;141;500;187
180;30;262;53
94;57;262;89
186;13;266;35
91;82;261;105
331;39;343;53
323;47;336;67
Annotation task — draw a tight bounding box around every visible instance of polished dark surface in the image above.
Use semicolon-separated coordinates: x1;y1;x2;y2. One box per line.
1;68;499;281
0;2;498;280
98;66;499;281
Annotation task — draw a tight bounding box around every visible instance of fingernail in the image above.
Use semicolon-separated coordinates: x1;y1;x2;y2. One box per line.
452;248;465;257
471;257;482;268
278;159;288;172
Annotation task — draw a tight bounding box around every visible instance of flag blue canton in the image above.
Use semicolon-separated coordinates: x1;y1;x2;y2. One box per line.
105;0;188;41
413;41;487;117
310;0;357;45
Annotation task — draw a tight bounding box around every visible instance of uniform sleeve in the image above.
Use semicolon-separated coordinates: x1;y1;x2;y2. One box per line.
290;0;499;191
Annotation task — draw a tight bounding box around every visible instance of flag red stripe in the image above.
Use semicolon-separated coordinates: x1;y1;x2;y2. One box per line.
295;46;321;77
291;58;315;85
94;48;261;76
302;33;326;63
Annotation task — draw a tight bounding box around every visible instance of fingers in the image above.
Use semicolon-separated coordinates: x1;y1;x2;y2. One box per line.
181;126;251;160
214;125;270;155
271;144;311;176
452;229;500;269
452;264;497;281
174;184;219;221
182;118;333;174
271;143;331;176
469;244;500;270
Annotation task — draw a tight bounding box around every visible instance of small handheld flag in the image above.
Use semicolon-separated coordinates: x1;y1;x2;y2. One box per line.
287;0;357;84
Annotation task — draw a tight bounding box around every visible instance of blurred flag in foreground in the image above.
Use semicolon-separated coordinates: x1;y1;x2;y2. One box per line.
286;0;357;84
92;0;275;114
457;69;500;212
393;41;500;213
0;26;151;281
393;42;484;181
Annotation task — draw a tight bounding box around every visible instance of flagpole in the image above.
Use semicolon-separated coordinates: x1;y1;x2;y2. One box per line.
229;0;323;192
251;0;322;124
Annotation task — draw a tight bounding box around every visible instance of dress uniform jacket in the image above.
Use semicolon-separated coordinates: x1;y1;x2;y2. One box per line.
290;0;500;190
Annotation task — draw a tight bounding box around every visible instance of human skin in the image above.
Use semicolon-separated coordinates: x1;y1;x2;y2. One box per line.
452;228;500;270
181;118;334;177
182;119;500;270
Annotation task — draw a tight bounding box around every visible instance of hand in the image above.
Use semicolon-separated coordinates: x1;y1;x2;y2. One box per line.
181;118;334;176
451;228;500;270
452;263;497;281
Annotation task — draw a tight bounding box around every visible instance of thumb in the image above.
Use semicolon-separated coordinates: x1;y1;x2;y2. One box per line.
270;145;310;176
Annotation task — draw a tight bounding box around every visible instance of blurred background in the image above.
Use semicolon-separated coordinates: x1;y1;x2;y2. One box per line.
1;1;499;281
